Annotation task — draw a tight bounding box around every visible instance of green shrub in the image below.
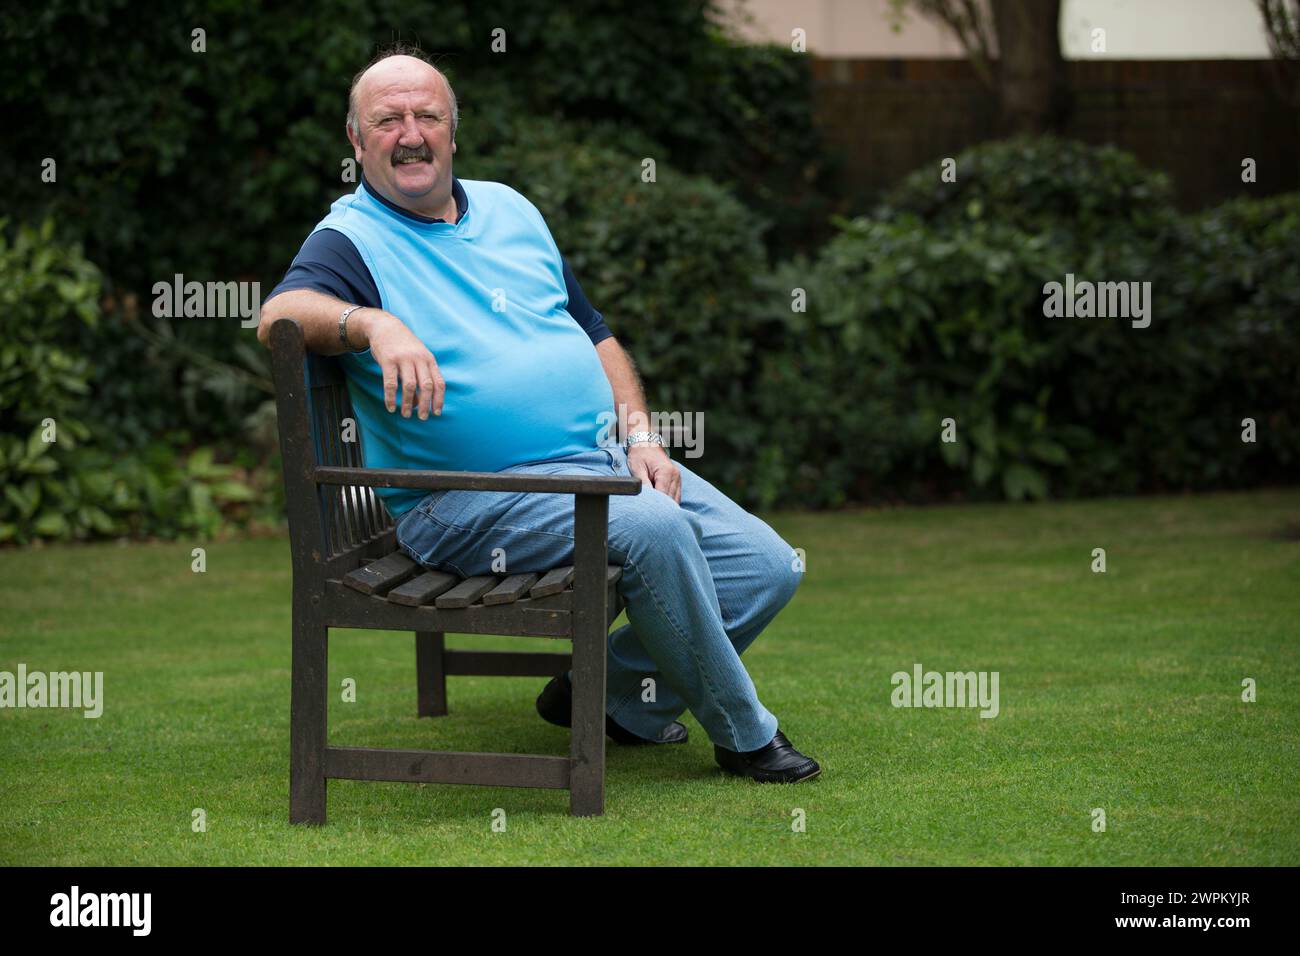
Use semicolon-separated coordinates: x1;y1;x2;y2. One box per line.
0;219;107;542
739;137;1300;508
753;215;1095;508
877;136;1179;248
0;220;273;544
1126;192;1300;488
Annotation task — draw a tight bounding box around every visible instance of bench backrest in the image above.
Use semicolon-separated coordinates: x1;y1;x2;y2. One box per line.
270;319;396;580
304;351;394;557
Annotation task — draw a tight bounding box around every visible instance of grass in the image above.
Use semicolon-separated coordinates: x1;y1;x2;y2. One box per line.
1;488;1297;866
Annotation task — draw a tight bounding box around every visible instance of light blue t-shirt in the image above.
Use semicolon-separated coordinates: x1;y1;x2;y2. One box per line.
311;178;615;518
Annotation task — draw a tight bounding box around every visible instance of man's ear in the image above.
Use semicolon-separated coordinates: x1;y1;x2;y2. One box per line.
345;123;364;163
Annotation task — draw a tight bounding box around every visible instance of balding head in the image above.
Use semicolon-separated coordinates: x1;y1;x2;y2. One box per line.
347;50;458;146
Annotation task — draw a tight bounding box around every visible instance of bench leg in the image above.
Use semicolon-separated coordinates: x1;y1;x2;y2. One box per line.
569;625;607;816
570;495;608;817
289;618;328;826
415;631;448;717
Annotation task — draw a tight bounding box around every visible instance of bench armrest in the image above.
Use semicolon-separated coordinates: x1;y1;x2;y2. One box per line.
314;465;643;496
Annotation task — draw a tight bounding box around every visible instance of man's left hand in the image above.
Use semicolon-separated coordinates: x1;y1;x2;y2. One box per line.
626;444;681;504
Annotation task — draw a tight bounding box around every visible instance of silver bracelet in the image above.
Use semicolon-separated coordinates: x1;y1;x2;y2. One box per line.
339;305;365;351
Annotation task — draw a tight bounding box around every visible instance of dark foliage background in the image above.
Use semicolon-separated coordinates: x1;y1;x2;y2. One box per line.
1;1;1295;541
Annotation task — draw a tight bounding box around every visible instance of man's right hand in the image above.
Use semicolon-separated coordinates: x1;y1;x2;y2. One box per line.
355;309;446;420
257;290;445;420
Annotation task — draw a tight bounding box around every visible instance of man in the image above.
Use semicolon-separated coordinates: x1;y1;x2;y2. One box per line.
257;47;820;783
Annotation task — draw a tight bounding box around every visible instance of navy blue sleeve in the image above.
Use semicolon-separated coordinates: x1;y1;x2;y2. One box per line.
562;256;614;346
264;228;382;309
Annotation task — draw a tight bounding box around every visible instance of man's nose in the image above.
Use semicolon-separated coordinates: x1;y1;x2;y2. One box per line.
397;114;423;145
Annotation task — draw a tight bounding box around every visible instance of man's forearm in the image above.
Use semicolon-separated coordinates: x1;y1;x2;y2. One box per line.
595;336;653;442
259;290;444;417
256;288;388;354
594;335;680;500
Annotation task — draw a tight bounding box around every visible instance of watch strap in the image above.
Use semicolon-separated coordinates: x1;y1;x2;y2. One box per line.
624;431;664;451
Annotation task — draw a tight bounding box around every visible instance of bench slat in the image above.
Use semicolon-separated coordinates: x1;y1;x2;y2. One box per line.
482;573;541;606
346;555;620;604
529;566;574;598
343;552;417;596
435;575;500;609
387;570;460;606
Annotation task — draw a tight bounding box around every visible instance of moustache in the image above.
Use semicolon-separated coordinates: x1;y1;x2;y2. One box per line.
391;145;433;165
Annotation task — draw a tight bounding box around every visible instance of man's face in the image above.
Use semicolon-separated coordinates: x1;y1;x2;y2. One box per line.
349;57;456;208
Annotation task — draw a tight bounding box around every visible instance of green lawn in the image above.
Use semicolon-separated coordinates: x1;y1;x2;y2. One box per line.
2;489;1297;865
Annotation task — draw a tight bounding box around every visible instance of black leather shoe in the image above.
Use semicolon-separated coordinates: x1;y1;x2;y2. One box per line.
714;730;821;783
535;672;688;745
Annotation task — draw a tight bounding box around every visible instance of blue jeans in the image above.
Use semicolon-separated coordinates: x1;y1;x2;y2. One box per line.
393;445;801;752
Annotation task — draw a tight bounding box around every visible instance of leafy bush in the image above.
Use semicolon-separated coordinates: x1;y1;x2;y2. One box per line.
877;136;1179;248
743;139;1300;509
1122;191;1300;488
0;221;274;544
752;216;1089;508
0;219;107;542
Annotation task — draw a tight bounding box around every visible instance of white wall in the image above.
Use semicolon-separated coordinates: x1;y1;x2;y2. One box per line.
721;0;1274;58
1062;0;1271;58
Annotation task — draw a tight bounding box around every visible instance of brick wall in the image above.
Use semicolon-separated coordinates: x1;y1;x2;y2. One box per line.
811;58;1300;210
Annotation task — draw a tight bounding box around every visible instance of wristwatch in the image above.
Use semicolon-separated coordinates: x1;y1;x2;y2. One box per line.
624;431;664;452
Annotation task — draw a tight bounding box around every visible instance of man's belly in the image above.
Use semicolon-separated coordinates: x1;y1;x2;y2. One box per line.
348;328;615;478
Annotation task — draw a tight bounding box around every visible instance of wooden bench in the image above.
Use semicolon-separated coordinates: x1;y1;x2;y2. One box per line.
268;317;642;823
